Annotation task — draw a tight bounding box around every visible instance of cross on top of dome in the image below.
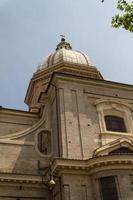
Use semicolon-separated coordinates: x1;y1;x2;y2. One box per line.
60;35;65;41
56;35;72;51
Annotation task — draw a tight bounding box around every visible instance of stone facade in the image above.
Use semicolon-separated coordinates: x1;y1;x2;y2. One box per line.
0;39;133;199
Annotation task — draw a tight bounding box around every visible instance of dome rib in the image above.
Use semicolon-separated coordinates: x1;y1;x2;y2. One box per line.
77;51;89;65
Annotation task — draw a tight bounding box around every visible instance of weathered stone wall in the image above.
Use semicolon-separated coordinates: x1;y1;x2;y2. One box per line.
57;79;133;159
0;108;38;135
93;169;133;200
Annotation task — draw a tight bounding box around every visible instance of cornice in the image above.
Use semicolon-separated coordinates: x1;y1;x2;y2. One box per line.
51;155;133;175
32;67;102;85
0;172;44;186
25;62;103;105
0;108;38;118
38;72;133;111
25;66;133;110
33;62;101;79
51;73;133;92
0;156;132;184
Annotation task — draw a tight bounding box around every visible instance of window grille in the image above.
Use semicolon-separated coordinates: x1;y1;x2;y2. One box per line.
105;115;127;132
99;176;118;200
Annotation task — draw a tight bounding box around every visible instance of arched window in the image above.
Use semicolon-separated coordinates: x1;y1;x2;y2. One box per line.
95;99;133;134
37;131;51;155
104;115;127;132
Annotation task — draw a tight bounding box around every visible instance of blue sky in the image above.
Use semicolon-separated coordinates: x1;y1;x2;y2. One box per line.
0;0;132;110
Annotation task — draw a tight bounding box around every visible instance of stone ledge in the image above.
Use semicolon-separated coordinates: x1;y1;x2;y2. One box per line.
52;155;133;175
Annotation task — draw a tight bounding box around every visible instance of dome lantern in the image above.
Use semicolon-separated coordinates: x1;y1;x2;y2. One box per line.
56;36;72;51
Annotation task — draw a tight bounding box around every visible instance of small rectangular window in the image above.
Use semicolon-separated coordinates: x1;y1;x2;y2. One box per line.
99;176;118;200
105;115;127;132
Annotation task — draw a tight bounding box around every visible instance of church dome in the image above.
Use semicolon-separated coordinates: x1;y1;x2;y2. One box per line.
37;38;93;71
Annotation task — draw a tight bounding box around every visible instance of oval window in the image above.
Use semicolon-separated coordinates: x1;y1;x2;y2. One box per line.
37;131;51;155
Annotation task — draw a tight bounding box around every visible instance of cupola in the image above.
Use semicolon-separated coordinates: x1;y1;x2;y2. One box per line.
37;37;93;70
25;38;103;113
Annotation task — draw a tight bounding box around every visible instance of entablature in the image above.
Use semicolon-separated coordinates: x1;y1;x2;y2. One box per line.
51;155;133;176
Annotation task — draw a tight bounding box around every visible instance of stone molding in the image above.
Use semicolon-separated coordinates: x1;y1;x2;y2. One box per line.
0;140;34;146
34;129;53;158
0;172;44;186
93;137;133;156
25;62;103;109
51;155;133;175
95;98;133;134
0;107;38;118
0;108;46;139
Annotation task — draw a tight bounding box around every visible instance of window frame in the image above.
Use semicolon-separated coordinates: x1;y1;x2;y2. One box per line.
37;131;48;154
95;99;133;135
99;176;119;200
35;129;52;157
104;115;127;133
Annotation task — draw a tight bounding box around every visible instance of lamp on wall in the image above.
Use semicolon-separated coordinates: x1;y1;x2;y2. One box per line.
37;160;56;189
48;173;56;187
